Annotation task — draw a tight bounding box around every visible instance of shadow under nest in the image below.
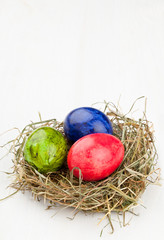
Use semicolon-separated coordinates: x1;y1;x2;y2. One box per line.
9;101;160;227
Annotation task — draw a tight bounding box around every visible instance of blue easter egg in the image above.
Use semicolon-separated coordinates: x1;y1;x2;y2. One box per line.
64;107;113;142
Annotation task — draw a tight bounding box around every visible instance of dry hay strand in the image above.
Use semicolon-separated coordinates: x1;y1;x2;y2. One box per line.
2;99;160;229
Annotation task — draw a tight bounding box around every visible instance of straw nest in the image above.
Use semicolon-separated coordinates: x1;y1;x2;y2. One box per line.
4;99;160;230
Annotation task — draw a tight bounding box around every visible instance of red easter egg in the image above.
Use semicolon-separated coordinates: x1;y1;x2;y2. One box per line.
67;133;124;181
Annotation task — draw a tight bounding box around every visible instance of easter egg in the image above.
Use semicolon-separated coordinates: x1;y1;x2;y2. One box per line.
64;107;113;142
24;127;67;173
67;133;124;181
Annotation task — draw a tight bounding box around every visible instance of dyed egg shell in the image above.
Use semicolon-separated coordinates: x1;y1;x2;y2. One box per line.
24;127;67;173
64;107;113;142
67;133;124;181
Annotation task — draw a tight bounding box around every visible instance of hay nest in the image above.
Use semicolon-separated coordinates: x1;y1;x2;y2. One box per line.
5;99;160;229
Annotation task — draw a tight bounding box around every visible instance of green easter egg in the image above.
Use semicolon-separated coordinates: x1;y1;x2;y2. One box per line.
23;127;67;173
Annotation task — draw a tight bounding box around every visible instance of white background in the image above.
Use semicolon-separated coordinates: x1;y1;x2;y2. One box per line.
0;0;164;239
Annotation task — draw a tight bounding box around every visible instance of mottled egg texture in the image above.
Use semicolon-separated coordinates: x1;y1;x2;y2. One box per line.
23;127;67;173
64;107;113;142
67;133;124;181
